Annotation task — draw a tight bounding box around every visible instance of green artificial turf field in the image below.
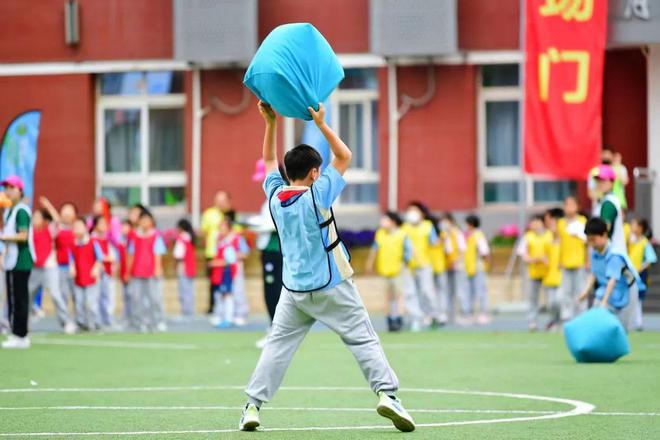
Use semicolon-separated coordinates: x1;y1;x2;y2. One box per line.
1;331;659;439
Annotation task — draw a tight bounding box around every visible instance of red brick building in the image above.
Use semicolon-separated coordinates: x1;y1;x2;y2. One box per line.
0;0;657;234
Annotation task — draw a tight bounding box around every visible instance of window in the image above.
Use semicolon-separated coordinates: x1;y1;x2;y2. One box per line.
284;69;379;206
96;72;186;208
478;65;574;205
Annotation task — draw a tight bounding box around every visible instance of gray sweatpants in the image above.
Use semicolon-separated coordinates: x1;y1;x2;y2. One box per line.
98;273;115;326
527;278;543;325
245;279;399;405
561;268;585;320
445;269;466;322
403;266;438;322
129;277;164;330
73;283;100;330
434;272;449;323
29;266;70;326
58;266;76;322
462;271;488;316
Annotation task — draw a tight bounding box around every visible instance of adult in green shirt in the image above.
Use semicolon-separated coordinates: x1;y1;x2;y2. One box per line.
200;190;232;313
1;176;34;349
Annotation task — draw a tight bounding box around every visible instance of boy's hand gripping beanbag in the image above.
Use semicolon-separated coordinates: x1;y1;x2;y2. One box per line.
244;23;345;121
563;307;630;363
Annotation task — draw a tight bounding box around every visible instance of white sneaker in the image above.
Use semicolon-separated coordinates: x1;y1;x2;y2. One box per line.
2;336;31;349
63;322;77;335
233;317;247;327
156;322;168;332
376;391;415;432
239;403;260;431
410;320;423;332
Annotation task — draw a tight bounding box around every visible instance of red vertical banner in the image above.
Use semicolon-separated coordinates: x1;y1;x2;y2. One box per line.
524;0;607;179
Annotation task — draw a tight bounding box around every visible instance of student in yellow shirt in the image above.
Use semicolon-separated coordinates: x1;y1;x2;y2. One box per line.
628;218;657;331
430;219;452;325
557;196;587;320
200;191;232;313
366;212;412;332
401;202;440;332
517;214;551;331
440;212;467;325
462;215;490;325
543;208;564;331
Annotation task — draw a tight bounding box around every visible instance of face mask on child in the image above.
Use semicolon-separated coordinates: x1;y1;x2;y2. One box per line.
406;210;422;225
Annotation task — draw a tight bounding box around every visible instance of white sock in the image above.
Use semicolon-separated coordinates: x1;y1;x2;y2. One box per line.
223;295;234;323
389;298;398;317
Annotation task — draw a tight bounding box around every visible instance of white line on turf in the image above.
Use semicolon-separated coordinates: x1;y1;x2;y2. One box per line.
30;338;197;350
0;385;595;436
0;405;558;414
0;405;652;417
382;343;549;350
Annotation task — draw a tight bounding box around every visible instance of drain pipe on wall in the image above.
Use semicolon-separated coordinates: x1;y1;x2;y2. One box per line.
387;60;437;211
191;68;204;229
191;68;254;228
387;61;399;211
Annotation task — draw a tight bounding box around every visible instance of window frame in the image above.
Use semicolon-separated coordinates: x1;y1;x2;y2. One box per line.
95;75;187;211
477;65;575;208
282;79;380;211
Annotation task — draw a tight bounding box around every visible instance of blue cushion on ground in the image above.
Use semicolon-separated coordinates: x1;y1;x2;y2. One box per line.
564;307;630;363
243;23;344;120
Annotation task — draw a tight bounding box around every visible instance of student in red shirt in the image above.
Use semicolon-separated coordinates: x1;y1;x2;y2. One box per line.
40;197;81;326
127;210;167;332
69;217;104;331
173;218;197;317
28;209;76;334
209;216;243;329
91;215;117;328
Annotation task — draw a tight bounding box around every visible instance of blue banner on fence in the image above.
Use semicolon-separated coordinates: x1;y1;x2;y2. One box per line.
0;110;41;203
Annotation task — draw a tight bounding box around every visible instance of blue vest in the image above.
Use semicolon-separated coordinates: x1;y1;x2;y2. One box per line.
268;184;349;293
592;245;645;309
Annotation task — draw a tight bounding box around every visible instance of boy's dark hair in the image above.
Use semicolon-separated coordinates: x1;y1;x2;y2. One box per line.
73;216;87;226
465;214;480;228
585;217;608;236
224;210;237;223
636;218;652;239
61;201;78;214
37;208;53;223
283;144;322;181
546;207;564;219
530;213;545;223
442;212;456;224
139;209;155;224
384;211;403;227
177;218;196;246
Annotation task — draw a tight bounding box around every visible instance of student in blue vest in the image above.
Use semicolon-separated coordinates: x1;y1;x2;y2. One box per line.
578;217;645;330
240;102;415;432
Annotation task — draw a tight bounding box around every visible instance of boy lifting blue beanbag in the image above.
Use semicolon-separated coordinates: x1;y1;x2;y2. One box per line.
243;23;345;121
564;307;630;363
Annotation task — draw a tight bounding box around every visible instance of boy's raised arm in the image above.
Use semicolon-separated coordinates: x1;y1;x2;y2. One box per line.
308;103;352;176
258;101;278;174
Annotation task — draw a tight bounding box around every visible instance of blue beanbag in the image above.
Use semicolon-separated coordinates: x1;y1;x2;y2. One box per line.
243;23;344;120
564;308;630;363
